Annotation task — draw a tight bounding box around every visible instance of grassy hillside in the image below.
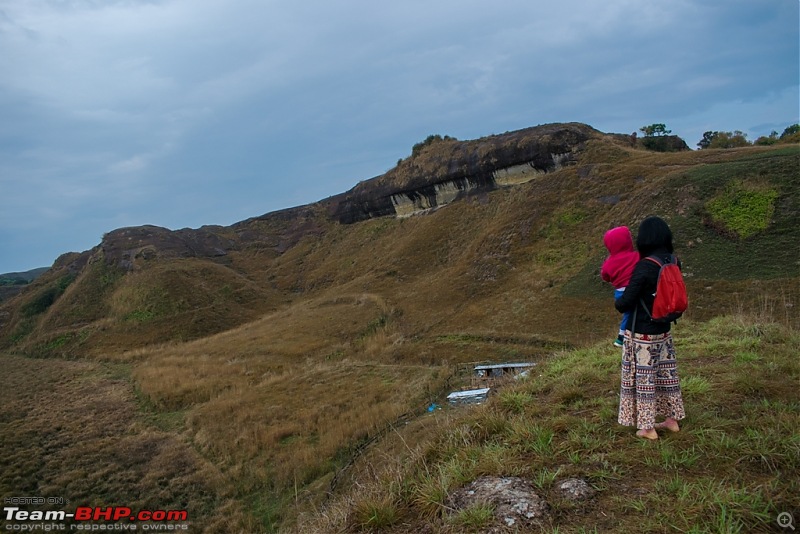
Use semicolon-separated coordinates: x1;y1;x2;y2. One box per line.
297;310;799;533
0;130;797;532
2;140;797;358
2;310;796;532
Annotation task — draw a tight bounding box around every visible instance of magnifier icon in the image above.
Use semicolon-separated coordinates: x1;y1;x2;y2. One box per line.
778;512;796;530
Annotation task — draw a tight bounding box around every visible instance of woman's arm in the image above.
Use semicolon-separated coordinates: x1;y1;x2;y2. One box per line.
615;260;651;312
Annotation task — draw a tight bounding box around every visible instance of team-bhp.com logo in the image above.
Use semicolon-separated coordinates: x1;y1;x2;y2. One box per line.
4;504;189;531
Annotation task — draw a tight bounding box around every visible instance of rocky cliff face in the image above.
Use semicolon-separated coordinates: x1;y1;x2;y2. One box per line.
100;225;236;270
59;205;327;273
327;122;601;223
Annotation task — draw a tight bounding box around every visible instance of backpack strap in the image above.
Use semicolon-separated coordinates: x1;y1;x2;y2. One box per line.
639;297;653;320
639;255;667;320
646;254;678;267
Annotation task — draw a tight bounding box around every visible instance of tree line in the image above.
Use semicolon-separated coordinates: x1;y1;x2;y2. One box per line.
640;123;800;149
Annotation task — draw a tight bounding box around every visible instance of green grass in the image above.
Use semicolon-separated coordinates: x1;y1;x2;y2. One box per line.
123;309;157;322
449;502;495;530
706;180;779;238
309;313;799;533
668;146;800;281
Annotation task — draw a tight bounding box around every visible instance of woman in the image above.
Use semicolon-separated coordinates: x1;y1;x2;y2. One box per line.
615;216;686;440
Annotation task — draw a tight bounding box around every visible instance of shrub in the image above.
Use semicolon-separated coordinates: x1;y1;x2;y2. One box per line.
411;134;457;158
709;131;750;149
698;130;750;149
780;124;799;138
754;131;779;146
778;125;800;144
21;275;75;317
0;277;28;286
640;135;690;152
754;125;799;146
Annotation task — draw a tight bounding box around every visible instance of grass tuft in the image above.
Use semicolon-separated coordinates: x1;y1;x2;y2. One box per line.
449;502;495;530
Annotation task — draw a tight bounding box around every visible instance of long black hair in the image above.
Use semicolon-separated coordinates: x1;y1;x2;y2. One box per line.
636;216;674;257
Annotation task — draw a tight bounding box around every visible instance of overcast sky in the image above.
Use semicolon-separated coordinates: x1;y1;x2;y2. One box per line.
0;0;798;273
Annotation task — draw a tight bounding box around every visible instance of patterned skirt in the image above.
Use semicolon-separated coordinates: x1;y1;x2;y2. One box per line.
618;331;686;429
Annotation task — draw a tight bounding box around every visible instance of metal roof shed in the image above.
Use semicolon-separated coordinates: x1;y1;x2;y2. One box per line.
447;387;491;405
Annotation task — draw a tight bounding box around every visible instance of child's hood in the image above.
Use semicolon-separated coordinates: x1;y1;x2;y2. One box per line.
603;226;635;255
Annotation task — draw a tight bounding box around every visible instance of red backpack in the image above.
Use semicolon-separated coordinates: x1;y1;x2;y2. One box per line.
643;255;688;323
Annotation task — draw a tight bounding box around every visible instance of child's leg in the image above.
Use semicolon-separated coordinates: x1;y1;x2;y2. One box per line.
620;311;631;336
614;289;628;336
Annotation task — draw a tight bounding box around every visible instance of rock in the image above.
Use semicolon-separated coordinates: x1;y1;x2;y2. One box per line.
448;476;549;530
556;478;596;501
598;195;621;205
99;225;237;270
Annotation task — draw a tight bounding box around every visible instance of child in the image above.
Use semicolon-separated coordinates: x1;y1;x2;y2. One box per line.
601;226;640;347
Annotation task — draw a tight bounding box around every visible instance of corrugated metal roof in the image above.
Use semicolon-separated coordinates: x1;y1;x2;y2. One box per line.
447;387;491;400
474;362;535;371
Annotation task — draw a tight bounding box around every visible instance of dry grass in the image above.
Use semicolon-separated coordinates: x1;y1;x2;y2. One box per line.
120;293;453;529
0;354;251;532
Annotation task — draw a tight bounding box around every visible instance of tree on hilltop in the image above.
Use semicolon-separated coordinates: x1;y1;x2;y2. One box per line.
637;123;688;152
697;130;749;149
699;124;799;149
697;131;717;149
780;124;800;141
639;123;672;137
782;124;799;137
754;131;779;146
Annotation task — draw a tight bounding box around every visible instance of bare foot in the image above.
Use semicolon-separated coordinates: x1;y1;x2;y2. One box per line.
654;418;680;432
636;429;658;440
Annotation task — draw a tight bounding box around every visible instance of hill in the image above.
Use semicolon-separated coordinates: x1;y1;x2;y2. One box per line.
0;267;49;283
2;123;797;358
0;266;48;303
0;123;797;532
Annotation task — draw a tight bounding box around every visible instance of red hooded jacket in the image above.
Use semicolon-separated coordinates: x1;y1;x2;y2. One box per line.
601;226;639;289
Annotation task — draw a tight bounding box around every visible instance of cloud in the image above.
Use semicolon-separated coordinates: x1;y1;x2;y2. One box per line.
0;0;797;272
109;154;149;174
